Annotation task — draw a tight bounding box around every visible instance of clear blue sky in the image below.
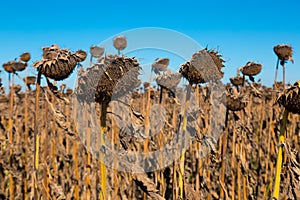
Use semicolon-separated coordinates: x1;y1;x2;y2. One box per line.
1;0;300;89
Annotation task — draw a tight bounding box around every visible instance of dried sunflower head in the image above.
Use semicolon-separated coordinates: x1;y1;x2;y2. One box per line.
152;58;169;74
276;81;300;114
20;52;31;62
95;57;141;104
113;35;127;51
74;50;87;62
273;44;293;63
23;76;36;85
240;61;262;77
90;46;105;58
2;61;27;73
226;88;248;111
179;61;203;84
33;45;87;81
155;72;181;89
179;48;225;85
230;75;243;87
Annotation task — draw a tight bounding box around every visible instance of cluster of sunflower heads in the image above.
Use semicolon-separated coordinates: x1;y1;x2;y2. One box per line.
33;44;87;81
95;56;141;104
179;48;225;85
2;52;31;73
273;44;294;64
277;81;300;114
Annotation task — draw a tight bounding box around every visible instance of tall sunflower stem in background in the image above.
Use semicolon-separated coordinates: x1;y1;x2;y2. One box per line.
274;58;279;89
282;63;286;89
272;109;289;199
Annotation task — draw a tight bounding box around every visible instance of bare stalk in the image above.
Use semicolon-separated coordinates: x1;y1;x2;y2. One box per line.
272;109;289;199
274;58;279;89
179;84;192;199
34;71;41;199
9;73;14;200
99;102;108;200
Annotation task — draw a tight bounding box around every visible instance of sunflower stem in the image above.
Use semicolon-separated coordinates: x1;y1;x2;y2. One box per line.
272;109;289;199
179;84;192;199
274;58;279;89
99;102;108;200
34;71;41;200
9;73;14;200
282;63;286;89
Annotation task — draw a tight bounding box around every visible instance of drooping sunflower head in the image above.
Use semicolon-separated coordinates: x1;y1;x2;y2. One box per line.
24;76;37;86
179;48;225;85
240;61;262;77
20;52;31;62
152;58;169;74
33;45;87;81
273;44;293;63
230;75;244;87
2;61;27;73
277;81;300;114
226;87;248;111
95;56;141;104
155;72;181;89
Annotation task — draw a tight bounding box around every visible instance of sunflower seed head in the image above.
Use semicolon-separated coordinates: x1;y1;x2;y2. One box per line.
155;72;181;89
95;57;141;104
230;75;243;87
20;52;31;62
113;35;127;51
273;44;294;63
90;46;105;58
240;61;262;76
2;61;27;73
179;48;225;85
23;76;36;85
277;81;300;114
34;45;87;81
152;58;169;74
226;90;248;111
74;50;87;62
